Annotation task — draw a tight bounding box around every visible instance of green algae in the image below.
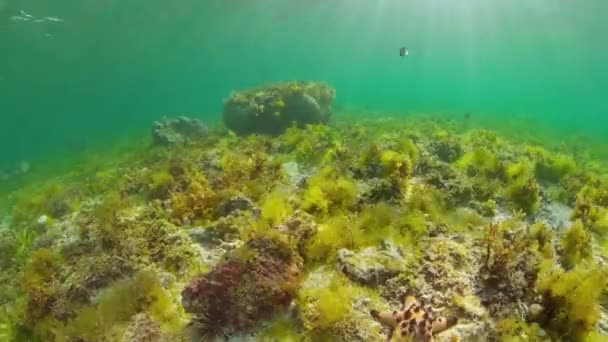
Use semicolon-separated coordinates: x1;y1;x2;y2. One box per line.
1;113;607;341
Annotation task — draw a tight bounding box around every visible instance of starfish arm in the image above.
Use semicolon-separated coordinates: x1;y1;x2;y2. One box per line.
371;309;399;328
431;316;458;334
400;293;419;311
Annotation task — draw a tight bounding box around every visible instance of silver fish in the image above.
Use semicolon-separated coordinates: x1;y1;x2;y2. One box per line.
44;16;64;22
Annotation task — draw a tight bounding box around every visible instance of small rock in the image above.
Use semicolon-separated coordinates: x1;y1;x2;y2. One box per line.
532;200;572;231
358;178;402;203
152;116;208;146
187;227;211;244
336;244;406;286
121;313;161;342
215;196;258;218
527;303;544;321
37;214;49;225
281;161;309;188
276;210;318;257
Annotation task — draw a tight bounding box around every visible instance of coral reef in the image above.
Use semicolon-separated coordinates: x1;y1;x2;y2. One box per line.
223;81;335;135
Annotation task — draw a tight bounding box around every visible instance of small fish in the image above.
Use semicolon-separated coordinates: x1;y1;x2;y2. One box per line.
10;15;30;21
44;16;64;22
464;112;471;120
33;19;46;23
20;10;34;18
399;47;409;57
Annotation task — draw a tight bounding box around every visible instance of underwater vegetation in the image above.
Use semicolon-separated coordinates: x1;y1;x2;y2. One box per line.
1;83;608;341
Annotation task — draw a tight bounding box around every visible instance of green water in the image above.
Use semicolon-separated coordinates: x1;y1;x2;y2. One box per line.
1;0;607;165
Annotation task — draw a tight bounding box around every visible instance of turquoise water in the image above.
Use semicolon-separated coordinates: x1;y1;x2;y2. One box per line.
1;0;607;164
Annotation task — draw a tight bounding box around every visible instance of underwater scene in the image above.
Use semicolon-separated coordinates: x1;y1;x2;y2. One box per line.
1;1;608;341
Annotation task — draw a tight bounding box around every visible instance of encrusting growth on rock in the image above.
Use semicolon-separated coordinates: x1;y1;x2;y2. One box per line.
370;292;458;342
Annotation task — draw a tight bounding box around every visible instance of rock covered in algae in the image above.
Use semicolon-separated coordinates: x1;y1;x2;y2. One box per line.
151;116;208;146
181;235;303;336
336;244;406;286
222;81;335;135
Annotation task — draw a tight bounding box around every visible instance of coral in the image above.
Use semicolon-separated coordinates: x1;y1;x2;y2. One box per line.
223;81;335;135
181;236;303;337
536;263;608;340
370;292;458;342
560;219;592;269
151;116;208;146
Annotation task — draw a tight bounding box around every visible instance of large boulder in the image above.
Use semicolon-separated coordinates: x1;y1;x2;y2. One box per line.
222;81;335;135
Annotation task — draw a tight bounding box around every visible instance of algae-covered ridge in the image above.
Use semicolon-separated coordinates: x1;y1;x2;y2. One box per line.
1;81;608;341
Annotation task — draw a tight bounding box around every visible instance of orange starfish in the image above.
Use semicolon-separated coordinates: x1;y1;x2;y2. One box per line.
370;292;458;342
